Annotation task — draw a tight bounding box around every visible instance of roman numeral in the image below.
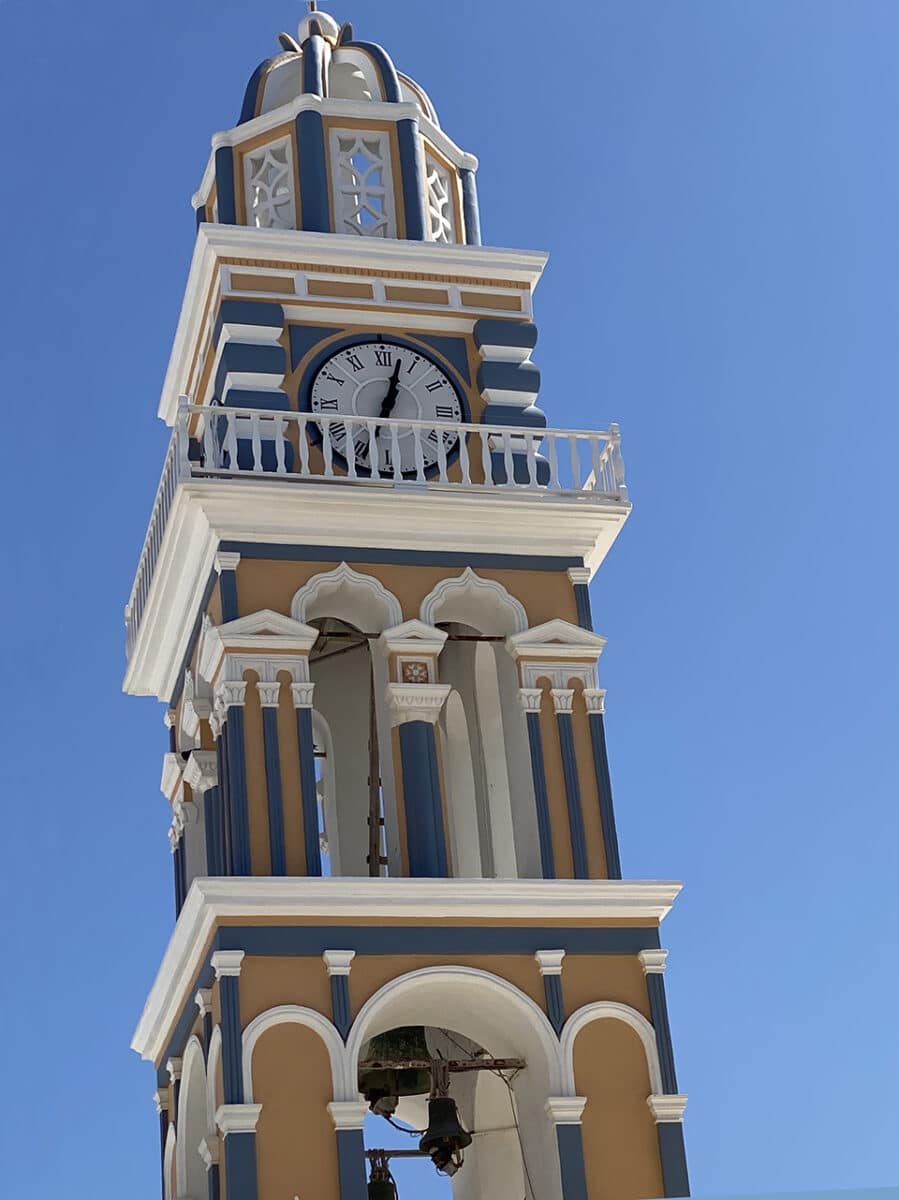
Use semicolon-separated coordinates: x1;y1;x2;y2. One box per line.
425;378;444;392
406;355;420;373
426;429;440;444
374;348;392;367
435;405;455;419
354;436;370;458
322;371;345;386
345;353;365;372
328;422;347;444
318;399;339;410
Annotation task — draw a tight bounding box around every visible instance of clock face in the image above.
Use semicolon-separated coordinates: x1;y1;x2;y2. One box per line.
307;340;464;476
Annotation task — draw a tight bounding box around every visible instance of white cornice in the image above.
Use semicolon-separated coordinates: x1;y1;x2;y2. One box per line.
159;227;548;424
646;1094;688;1123
131;876;682;1064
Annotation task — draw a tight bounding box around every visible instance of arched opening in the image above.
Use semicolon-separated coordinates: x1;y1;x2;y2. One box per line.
176;1040;208;1200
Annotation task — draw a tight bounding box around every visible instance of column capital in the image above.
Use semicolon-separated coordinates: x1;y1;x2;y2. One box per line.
199;1134;220;1169
386;682;451;726
639;949;669;975
195;988;214;1017
535;949;566;976
647;1094;688;1123
327;1100;370;1131
323;949;356;976
256;681;282;708
567;566;592;586
183;750;218;793
164;708;178;729
583;688;607;714
166;1057;183;1083
214;679;247;709
550;688;575;714
517;687;544;713
545;1096;587;1125
216;1103;262;1136
153;1087;170;1114
290;681;315;709
214;551;241;574
211;949;245;979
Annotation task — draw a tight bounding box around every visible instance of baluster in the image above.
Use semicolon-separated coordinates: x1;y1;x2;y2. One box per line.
502;429;515;487
568;434;581;489
459;429;471;484
589;435;605;493
480;426;492;486
274;415;286;473
250;412;263;473
322;417;334;477
176;400;191;480
202;414;215;471
609;423;627;499
546;433;560;489
413;423;426;482
298;414;310;476
367;420;379;478
346;420;358;479
526;433;539;488
225;412;239;472
390;422;402;482
436;424;448;482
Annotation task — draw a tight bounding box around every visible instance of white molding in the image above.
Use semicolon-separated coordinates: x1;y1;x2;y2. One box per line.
647;1094;688;1123
419;567;528;635
290;682;315;709
291;561;402;630
582;688;606;715
638;949;668;975
256;681;282;707
506;619;607;660
160;753;184;801
560;1002;663;1096
206;1026;222;1137
378;619;448;659
566;567;592;587
210;950;244;979
167;1056;183;1083
385;682;452;725
535;950;566;976
327;1100;370;1131
183;751;218;794
154;1087;170;1114
213;679;247;710
242;1005;347;1103
517;687;544;713
545;1096;587;1125
194;988;213;1017
215;1103;262;1136
198;611;318;684
198;1135;220;1169
550;688;575;715
214;552;241;574
132;878;681;1063
322;950;356;977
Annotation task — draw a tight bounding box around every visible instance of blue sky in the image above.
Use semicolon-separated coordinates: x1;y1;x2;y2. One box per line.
0;1;897;1196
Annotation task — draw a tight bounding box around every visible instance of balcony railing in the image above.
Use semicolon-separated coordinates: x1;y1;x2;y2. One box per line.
125;400;627;659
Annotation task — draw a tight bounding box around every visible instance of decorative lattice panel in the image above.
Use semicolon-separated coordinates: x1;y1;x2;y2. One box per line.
426;157;457;243
330;129;396;237
243;137;297;230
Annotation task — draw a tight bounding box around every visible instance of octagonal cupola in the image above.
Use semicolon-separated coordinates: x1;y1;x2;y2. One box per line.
193;8;481;244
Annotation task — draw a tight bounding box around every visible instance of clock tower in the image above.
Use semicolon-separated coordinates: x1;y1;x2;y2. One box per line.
127;10;690;1200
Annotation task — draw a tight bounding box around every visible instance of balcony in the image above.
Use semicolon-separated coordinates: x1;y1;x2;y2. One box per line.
124;401;630;690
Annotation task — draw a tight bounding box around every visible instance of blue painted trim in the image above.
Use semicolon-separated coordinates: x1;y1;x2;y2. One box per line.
202;1011;213;1055
168;569;218;708
223;1131;258;1198
335;1127;368;1200
476;359;541;396
219;541;580;573
261;707;286;875
204;789;225;876
195;204;208;230
174;842;187;916
238;53;295;125
296;109;330;233
330;974;352;1040
555;1123;589;1200
208;1162;221;1200
344;41;402;102
302;34;326;96
480;401;547;428
214;147;237;225
416;333;471;383
473;318;538;353
157;922;661;1082
220;388;290;411
225;708;252;875
587;713;622;879
460;168;482;245
525;711;555;878
159;1109;168;1198
296;707;323;876
398;721;448;877
214;342;286;400
544;973;565;1035
213;300;284;348
219;974;244;1103
573;582;593;631
219;569;239;623
289;323;342;370
647;973;679;1093
657;1122;690;1197
556;713;589;879
397;117;427;240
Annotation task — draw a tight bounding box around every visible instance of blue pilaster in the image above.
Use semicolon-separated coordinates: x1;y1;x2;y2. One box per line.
586;698;622;879
554;1122;589;1200
207;1163;221;1200
293;686;322;876
521;696;556;878
335;1128;368;1200
172;837;186;916
214;552;240;623
640;952;679;1093
296;109;330;232
301;34;327;96
553;695;589;879
216;728;234;874
223;1132;258;1199
568;567;594;631
397;117;427;240
657;1122;690;1197
204;788;226;876
260;699;287;875
323;951;356;1041
213;951;245;1104
397;720;449;877
222;698;252;875
460;167;481;245
535;951;566;1035
214;146;237;224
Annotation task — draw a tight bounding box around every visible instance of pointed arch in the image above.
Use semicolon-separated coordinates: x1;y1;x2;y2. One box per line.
291;562;402;631
419;567;528;635
242;1005;350;1102
176;1036;208;1200
560;1001;662;1096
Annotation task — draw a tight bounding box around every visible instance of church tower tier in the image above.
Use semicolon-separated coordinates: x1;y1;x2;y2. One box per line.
126;11;689;1200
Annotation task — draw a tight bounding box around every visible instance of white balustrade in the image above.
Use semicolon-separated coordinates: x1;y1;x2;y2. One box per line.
124;403;628;657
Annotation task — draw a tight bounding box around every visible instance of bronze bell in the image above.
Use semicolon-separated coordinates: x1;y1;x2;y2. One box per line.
359;1026;432;1116
367;1175;398;1200
419;1096;473;1175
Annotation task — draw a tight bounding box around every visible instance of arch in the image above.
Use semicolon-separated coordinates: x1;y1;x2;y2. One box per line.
291;562;402;632
560;1001;662;1096
420;568;528;635
206;1025;222;1138
329;48;382;101
176;1036;208;1200
440;690;482;876
163;1124;177;1200
242;1005;350;1102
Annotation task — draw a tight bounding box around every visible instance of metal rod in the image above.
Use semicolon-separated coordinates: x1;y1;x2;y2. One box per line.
358;1057;525;1074
367;662;381;877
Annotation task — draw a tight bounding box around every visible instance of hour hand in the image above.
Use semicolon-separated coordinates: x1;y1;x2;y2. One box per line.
378;359;402;419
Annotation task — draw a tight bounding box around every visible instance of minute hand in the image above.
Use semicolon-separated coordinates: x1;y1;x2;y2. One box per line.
378;359;402;419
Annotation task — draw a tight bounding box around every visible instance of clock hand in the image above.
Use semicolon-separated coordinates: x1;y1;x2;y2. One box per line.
378;359;402;420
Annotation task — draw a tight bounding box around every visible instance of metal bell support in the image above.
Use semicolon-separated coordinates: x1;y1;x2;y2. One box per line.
367;1151;398;1200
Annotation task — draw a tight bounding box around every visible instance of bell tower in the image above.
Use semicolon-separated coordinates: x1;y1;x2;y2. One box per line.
127;10;689;1200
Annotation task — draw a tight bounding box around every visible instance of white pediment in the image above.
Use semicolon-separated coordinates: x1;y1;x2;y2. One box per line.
199;610;319;681
379;619;448;657
505;619;607;660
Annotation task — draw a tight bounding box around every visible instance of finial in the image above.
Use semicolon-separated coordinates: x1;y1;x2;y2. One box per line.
297;1;340;44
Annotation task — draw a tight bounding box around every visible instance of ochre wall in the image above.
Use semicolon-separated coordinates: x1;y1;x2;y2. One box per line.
574;1019;663;1200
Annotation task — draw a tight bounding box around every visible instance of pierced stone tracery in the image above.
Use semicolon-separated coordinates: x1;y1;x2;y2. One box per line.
426;158;456;243
331;130;395;237
243;137;297;230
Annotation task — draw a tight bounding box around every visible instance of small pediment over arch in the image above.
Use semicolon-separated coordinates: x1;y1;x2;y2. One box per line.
198;610;319;681
506;619;607;660
379;619;448;657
